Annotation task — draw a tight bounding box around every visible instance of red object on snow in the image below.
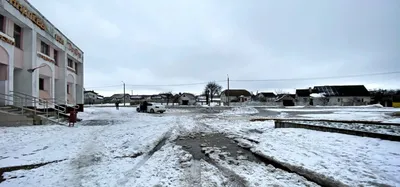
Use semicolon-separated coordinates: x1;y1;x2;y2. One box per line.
69;110;77;126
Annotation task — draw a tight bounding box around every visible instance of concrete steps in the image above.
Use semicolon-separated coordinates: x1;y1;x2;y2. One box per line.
0;105;70;126
0;110;33;126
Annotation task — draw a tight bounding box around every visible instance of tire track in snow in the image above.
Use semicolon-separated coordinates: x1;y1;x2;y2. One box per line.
182;160;202;187
69;126;110;187
117;130;172;186
204;156;247;187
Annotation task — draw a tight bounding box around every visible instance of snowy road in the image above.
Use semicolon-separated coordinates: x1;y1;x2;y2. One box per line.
1;106;399;186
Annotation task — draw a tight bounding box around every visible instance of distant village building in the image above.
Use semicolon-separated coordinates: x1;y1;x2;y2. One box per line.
220;89;252;103
110;94;130;103
295;89;312;106
312;85;370;106
84;90;103;105
393;95;400;108
275;94;296;106
256;92;277;102
178;93;196;105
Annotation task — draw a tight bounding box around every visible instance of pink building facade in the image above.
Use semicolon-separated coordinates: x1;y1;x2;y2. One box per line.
0;0;84;109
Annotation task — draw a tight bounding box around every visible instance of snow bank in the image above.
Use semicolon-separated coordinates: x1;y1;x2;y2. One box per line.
297;111;392;122
310;93;325;98
254;128;400;186
266;107;400;112
222;107;259;115
285;120;400;135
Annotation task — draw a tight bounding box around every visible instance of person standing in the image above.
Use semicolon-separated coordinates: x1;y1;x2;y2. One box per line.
68;108;77;127
115;100;120;110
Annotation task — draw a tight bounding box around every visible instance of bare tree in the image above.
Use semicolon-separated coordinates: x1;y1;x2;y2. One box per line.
274;89;284;95
160;91;173;105
204;81;223;102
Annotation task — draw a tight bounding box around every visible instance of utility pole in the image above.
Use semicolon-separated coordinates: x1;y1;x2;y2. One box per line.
122;81;126;106
131;90;133;95
227;74;230;106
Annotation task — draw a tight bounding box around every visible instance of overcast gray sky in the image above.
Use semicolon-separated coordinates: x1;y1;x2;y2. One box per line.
30;0;400;96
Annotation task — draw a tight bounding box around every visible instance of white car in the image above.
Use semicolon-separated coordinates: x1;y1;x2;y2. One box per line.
136;102;166;113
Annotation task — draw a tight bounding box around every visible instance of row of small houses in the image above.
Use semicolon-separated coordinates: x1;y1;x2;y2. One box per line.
84;91;201;105
84;85;400;107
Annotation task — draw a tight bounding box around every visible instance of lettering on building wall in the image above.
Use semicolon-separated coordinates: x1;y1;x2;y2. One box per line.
7;0;46;30
55;34;65;45
67;42;82;59
37;53;55;63
0;35;15;45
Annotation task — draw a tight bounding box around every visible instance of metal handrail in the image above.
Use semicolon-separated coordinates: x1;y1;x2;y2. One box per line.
0;92;40;116
10;91;47;102
3;91;80;122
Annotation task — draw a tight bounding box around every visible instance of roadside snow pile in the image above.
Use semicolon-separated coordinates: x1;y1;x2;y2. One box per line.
166;109;192;113
365;104;384;108
222;107;259;115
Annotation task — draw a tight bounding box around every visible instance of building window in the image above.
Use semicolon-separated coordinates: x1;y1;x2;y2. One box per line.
0;14;4;33
14;24;22;49
39;78;44;90
75;62;78;72
67;84;70;94
53;49;58;65
67;58;73;68
361;98;364;102
40;41;49;56
338;98;341;102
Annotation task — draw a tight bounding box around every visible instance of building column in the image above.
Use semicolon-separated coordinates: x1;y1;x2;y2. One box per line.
73;81;76;104
6;46;14;105
13;28;37;106
55;51;67;104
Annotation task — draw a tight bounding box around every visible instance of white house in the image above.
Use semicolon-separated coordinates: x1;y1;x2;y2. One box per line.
178;93;196;105
220;89;252;103
0;0;84;110
311;85;371;106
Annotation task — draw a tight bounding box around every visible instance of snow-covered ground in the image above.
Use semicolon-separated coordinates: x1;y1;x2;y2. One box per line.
254;127;400;186
198;108;400;186
1;106;400;186
220;106;259;116
261;106;400;123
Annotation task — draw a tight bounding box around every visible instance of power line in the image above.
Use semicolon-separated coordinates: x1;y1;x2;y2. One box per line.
125;80;226;87
84;71;399;89
230;71;400;82
85;81;226;89
85;84;122;89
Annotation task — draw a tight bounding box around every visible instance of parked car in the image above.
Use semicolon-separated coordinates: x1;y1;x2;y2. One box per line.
136;102;166;113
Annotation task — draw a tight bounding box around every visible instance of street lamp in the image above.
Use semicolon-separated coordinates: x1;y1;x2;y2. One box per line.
121;81;126;106
27;64;47;73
